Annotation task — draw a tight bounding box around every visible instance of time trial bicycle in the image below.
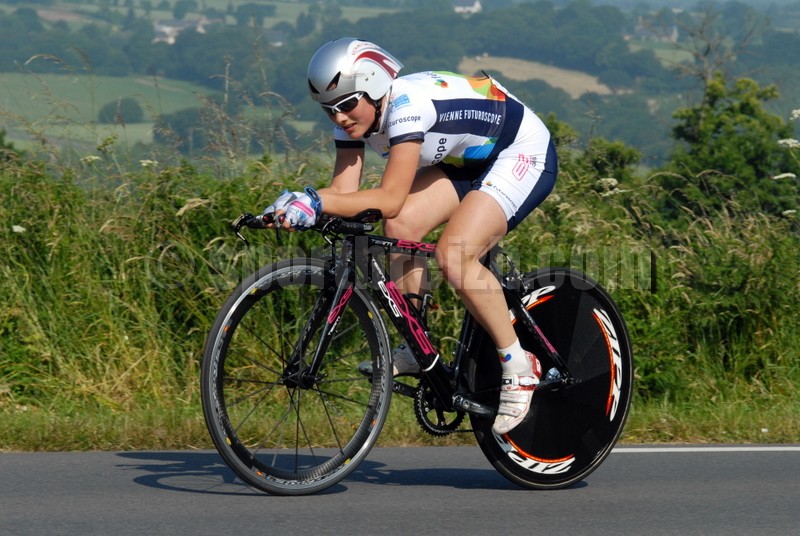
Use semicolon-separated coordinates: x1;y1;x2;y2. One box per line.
200;209;633;495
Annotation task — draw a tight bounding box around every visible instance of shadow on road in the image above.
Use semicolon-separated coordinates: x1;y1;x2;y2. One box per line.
115;450;543;495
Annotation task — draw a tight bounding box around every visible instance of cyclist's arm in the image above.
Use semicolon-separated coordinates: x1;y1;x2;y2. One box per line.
326;146;364;194
317;140;421;219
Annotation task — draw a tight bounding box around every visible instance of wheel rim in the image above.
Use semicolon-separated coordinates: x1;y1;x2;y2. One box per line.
202;262;391;493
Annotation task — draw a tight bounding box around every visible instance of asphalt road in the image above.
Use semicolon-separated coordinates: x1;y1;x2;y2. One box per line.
1;445;798;535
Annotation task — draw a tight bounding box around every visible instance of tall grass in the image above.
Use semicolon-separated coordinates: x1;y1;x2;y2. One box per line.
2;95;799;450
2;152;798;450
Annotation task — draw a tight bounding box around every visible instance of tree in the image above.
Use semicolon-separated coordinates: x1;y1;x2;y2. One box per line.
293;11;316;39
154;107;207;155
98;97;144;124
667;5;765;90
662;73;799;217
1;128;23;163
173;0;197;20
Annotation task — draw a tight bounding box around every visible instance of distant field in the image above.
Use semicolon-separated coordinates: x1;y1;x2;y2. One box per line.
1;72;215;147
628;39;693;66
1;73;213;123
30;1;396;29
459;55;614;99
0;0;397;148
196;0;396;24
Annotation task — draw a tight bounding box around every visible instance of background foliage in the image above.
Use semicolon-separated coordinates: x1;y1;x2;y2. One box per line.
2;0;800;165
1;0;799;449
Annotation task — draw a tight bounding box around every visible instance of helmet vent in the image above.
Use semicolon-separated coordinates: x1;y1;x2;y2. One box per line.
326;72;341;92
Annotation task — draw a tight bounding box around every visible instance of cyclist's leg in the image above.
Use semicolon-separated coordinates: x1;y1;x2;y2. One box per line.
439;133;556;433
438;192;544;435
383;166;460;299
435;191;513;346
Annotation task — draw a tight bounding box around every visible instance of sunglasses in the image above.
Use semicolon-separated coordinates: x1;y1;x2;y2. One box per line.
320;92;365;115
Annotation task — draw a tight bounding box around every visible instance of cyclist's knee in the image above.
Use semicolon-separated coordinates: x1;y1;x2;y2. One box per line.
435;245;464;288
384;210;427;240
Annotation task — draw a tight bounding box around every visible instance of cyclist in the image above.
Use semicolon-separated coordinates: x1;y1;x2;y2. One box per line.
264;38;557;435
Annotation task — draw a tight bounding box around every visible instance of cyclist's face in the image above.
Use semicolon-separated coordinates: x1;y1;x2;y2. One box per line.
321;92;375;138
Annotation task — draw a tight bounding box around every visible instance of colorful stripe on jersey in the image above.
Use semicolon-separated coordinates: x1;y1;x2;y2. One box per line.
430;72;508;101
433;96;523;167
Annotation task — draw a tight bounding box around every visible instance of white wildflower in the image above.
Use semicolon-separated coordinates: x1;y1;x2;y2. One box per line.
771;172;797;180
601;188;630;197
598;177;619;190
12;225;26;233
80;155;101;164
777;138;800;149
790;109;800;121
140;159;158;168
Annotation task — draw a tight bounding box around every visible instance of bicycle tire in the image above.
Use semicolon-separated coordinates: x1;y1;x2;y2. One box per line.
466;267;633;489
201;257;393;495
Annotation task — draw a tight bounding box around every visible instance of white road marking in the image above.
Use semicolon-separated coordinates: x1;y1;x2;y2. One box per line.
613;446;800;453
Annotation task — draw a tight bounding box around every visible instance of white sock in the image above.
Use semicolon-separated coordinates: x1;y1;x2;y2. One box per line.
497;339;531;375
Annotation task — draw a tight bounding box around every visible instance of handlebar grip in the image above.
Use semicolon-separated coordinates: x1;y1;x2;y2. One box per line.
233;212;269;231
316;209;381;235
325;218;371;235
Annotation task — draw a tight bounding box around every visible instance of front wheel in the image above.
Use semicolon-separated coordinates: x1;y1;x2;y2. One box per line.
467;267;633;489
201;258;393;495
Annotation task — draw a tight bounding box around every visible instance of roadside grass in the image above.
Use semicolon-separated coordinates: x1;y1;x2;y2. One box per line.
1;60;799;453
3;388;798;451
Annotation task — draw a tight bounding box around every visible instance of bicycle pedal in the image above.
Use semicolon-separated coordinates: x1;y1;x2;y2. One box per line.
452;395;495;417
357;361;373;378
392;380;417;398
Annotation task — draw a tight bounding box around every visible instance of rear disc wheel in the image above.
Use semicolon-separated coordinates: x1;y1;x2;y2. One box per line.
468;267;633;489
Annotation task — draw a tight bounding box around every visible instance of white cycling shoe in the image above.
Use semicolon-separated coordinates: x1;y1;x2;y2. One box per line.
492;352;542;435
358;343;420;377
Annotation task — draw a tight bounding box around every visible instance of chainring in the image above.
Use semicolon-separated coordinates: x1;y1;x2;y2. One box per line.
413;381;465;436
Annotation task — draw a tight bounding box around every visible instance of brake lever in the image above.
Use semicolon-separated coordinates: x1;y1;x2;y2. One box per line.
232;213;254;246
232;212;287;248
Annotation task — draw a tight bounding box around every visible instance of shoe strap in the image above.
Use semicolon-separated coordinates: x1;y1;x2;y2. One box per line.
500;375;538;391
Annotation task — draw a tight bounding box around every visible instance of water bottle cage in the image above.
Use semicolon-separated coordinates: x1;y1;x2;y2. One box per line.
403;292;436;333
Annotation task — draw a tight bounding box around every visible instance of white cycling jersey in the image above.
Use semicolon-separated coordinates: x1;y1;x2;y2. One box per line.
333;71;556;230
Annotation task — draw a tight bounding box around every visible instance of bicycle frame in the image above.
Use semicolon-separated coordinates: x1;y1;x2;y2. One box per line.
306;229;575;417
210;212;633;494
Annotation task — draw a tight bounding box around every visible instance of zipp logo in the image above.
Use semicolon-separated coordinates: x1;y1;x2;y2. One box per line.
593;307;623;421
495;433;575;474
508;452;575;474
509;285;556;322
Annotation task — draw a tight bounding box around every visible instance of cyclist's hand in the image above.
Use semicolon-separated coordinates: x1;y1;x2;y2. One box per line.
261;189;297;224
282;187;322;230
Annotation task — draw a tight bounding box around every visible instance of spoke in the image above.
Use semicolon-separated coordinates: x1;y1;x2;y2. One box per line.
228;381;278;436
316;389;345;453
313;384;371;408
203;261;391;494
292;389;323;471
238;322;288;372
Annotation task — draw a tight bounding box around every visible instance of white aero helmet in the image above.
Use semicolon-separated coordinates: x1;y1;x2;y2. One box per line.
307;38;404;103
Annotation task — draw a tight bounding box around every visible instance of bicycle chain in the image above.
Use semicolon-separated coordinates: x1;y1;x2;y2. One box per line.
413;381;465;436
